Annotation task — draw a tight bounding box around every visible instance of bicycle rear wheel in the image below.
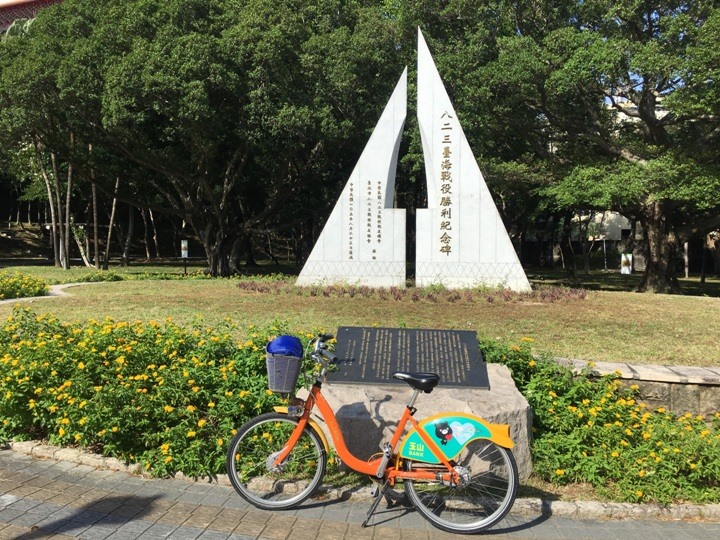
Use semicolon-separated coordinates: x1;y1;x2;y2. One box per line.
226;413;326;510
404;439;518;534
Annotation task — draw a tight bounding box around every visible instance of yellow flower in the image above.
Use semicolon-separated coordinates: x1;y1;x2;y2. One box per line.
187;430;196;438
112;426;119;433
611;451;619;458
635;490;643;498
60;418;70;425
74;433;82;442
186;405;196;412
77;362;85;370
164;456;173;464
164;405;174;413
555;469;565;476
58;428;66;437
197;419;207;427
208;402;215;408
216;438;223;446
638;470;646;477
265;390;273;396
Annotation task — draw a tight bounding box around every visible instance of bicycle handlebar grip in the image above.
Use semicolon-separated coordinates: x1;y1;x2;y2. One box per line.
318;333;335;341
321;349;338;363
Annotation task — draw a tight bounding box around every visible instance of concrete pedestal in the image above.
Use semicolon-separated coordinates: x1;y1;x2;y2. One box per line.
312;363;533;481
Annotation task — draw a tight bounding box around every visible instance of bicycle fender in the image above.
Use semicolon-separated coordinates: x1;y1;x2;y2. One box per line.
272;406;331;454
399;412;514;464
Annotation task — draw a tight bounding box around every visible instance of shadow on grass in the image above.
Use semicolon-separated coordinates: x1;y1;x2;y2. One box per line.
528;268;720;298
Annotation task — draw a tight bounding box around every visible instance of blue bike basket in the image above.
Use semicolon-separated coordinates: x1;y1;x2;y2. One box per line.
266;335;303;393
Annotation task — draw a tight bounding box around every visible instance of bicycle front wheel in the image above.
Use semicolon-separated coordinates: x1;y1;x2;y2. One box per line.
226;413;326;510
404;439;518;534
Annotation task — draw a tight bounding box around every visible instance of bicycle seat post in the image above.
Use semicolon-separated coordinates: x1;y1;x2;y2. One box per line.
407;389;421;410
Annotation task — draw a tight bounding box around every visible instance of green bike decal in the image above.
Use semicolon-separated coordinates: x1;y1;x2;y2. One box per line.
399;412;511;463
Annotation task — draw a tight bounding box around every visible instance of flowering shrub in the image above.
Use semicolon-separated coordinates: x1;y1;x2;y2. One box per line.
0;271;49;300
483;338;720;503
0;307;302;477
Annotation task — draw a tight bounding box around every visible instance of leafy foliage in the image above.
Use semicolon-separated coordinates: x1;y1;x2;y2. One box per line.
0;307;292;477
0;271;49;299
485;338;720;503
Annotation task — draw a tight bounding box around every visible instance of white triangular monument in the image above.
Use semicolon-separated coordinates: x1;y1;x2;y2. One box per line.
297;31;531;292
415;29;530;291
296;69;408;287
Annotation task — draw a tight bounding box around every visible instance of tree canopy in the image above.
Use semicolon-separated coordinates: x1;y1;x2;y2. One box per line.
1;0;719;291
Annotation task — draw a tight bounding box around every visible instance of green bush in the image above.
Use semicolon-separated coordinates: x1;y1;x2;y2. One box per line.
0;271;49;299
484;338;720;504
0;307;302;477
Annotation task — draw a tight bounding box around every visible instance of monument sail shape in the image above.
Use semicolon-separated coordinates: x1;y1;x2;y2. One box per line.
296;69;408;287
415;29;531;292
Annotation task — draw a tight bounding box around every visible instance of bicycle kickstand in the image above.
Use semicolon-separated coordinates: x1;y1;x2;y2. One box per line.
362;478;391;528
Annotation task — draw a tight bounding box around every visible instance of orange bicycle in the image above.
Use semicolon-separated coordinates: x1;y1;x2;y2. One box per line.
226;334;518;534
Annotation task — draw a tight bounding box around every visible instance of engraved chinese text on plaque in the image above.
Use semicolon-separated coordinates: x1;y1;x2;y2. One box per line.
330;326;489;389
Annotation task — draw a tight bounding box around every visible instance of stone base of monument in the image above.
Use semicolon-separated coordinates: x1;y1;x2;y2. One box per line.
309;363;533;481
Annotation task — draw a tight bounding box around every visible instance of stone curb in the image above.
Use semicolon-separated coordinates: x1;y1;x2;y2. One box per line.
555;357;720;386
8;440;720;522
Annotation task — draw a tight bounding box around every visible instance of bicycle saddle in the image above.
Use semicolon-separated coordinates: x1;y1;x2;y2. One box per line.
392;372;440;393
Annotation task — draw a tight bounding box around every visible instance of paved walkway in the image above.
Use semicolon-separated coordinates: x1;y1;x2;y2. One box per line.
1;450;719;540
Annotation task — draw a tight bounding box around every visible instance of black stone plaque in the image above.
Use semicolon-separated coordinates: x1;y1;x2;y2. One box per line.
329;326;489;389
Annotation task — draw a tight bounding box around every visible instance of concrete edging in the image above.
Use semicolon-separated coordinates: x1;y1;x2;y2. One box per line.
556;358;720;417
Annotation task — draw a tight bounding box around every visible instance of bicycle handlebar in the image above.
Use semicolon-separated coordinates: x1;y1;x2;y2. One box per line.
310;334;338;368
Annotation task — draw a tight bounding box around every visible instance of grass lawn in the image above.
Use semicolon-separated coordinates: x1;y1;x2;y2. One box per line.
2;264;719;366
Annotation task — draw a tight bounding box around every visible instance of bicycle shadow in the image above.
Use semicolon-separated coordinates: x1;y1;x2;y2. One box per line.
14;495;159;539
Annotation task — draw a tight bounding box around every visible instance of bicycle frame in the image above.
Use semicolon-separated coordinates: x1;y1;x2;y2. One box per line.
274;382;465;484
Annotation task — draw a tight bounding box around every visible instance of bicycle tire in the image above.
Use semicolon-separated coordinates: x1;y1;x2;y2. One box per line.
404;439;518;534
226;412;326;510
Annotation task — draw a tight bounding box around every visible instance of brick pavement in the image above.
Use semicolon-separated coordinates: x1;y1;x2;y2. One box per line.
1;449;719;540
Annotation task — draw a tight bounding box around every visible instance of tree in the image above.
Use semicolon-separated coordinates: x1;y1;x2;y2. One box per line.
480;0;720;292
0;0;408;276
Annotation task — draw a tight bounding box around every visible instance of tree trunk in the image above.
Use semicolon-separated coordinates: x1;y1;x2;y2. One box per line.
637;201;681;293
90;144;100;269
149;209;161;258
92;183;100;269
559;212;575;275
103;177;120;270
34;139;59;266
121;205;134;266
64;140;73;270
141;209;152;260
50;152;68;269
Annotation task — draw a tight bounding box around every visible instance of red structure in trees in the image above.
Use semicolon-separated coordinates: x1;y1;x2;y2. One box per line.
0;0;62;32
